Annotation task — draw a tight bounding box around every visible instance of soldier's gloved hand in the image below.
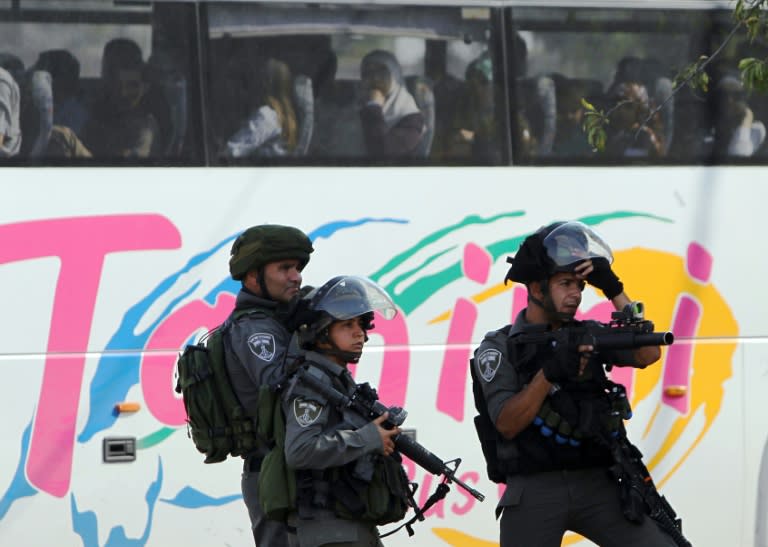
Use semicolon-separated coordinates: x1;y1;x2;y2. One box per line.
586;258;624;300
541;355;576;384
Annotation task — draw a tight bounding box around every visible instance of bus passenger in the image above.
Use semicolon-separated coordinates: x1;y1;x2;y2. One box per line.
604;81;664;159
0;54;54;160
713;76;766;158
0;66;21;157
282;275;410;547
451;51;498;162
225;58;298;159
83;39;161;159
226;224;314;547
309;50;366;159
33;49;89;137
551;76;594;158
472;221;679;547
359;50;425;159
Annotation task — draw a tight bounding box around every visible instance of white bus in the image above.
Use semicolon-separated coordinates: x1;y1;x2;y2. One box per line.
0;1;766;546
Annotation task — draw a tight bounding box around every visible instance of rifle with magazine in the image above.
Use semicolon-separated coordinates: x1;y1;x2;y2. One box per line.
608;435;691;547
291;363;485;502
513;302;673;372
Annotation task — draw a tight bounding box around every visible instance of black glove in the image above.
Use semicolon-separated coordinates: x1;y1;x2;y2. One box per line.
586;258;624;300
540;343;579;383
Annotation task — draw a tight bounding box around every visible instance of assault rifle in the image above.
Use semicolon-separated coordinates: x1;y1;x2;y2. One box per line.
514;302;674;368
609;436;691;547
292;364;485;503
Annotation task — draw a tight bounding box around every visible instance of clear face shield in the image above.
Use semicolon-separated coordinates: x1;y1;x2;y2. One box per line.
542;221;613;270
310;275;397;321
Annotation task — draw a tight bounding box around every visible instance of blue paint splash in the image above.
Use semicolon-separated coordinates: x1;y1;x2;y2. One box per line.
71;457;163;547
160;486;241;508
0;419;37;519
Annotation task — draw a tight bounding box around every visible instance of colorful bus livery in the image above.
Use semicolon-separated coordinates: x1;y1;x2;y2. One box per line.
0;168;763;547
1;0;767;546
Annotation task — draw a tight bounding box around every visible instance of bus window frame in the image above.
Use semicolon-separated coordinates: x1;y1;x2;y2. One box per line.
200;1;510;167
505;4;766;166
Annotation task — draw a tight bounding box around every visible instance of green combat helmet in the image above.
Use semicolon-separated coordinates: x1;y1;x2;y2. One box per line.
229;224;314;281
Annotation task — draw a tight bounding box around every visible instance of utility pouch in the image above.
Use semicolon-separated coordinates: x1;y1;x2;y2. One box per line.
613;466;645;524
257;386;296;521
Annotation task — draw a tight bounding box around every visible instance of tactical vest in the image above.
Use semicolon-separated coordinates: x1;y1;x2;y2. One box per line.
472;326;617;479
325;452;411;525
259;363;411;526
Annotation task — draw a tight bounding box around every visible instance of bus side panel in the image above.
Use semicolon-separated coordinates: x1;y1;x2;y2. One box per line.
0;167;764;546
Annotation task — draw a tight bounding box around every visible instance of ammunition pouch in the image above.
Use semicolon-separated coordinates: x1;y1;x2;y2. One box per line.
331;453;411;525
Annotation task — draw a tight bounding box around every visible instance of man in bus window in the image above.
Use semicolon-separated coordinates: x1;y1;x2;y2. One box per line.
83;38;169;160
472;221;680;547
226;224;314;547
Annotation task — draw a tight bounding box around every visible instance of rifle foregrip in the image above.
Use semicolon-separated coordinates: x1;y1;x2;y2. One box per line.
394;434;445;476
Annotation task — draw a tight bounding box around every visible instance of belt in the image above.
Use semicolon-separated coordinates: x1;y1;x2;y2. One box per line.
244;455;264;472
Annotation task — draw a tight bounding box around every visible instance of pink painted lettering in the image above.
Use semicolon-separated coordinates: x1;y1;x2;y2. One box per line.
437;298;476;421
0;215;180;497
661;243;711;413
369;309;410;407
436;244;492;421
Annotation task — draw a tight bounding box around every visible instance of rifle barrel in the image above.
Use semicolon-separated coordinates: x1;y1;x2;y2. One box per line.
395;435;485;501
592;331;674;350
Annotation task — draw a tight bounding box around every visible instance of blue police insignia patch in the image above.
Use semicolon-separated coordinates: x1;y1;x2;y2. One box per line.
293;397;323;427
247;332;276;362
477;349;502;382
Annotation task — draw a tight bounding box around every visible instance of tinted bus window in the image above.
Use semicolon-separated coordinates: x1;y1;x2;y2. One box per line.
204;3;506;165
0;1;201;165
509;6;768;165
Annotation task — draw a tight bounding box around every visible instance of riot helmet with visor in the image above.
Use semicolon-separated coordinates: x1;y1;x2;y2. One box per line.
505;221;613;285
298;275;397;363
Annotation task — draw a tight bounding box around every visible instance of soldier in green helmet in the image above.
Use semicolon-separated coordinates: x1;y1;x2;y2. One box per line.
225;223;313;547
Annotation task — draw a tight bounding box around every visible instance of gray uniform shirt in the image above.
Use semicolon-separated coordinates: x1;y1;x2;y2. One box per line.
283;351;382;547
225;289;296;451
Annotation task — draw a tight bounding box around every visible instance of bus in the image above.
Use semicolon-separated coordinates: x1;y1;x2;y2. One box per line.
0;0;765;545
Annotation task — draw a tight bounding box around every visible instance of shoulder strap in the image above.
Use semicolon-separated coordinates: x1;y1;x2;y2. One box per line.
231;306;273;323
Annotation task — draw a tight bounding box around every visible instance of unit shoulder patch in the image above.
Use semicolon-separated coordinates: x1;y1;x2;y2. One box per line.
476;348;502;382
293;397;324;427
247;332;276;362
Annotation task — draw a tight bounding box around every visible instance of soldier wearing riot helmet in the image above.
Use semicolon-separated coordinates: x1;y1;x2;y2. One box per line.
472;221;675;547
225;224;313;547
283;275;409;547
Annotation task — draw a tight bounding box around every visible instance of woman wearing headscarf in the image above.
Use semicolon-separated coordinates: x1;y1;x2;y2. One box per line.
0;66;21;158
226;57;298;159
359;50;425;159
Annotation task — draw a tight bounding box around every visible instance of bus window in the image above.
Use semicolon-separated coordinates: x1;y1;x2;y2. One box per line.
508;6;766;165
204;2;506;166
0;1;201;165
